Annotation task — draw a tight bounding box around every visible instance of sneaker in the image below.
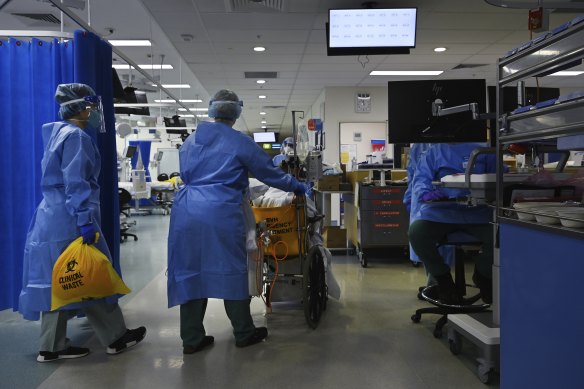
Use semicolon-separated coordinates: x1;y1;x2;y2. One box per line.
235;327;268;348
37;346;90;363
183;336;214;354
106;327;147;355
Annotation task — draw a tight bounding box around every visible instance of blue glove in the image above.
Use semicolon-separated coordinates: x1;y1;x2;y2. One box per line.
293;182;307;196
422;190;447;202
79;224;97;244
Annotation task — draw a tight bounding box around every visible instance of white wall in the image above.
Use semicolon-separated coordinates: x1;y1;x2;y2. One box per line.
317;86;389;225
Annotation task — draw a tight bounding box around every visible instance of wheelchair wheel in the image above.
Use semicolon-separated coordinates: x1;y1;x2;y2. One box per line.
303;246;327;329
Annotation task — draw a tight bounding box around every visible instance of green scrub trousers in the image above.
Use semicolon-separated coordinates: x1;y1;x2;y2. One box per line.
40;302;126;352
180;298;256;347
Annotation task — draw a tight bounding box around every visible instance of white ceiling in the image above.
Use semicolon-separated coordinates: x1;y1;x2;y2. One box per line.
2;0;584;136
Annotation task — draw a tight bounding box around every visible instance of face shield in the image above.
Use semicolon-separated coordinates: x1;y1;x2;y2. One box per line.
60;95;106;133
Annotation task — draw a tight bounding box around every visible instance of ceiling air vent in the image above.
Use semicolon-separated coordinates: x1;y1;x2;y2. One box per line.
452;64;488;70
225;0;287;13
245;71;278;79
12;12;60;24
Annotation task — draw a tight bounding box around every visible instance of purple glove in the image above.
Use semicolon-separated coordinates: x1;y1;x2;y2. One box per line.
422;190;447;202
293;182;307;196
79;224;97;244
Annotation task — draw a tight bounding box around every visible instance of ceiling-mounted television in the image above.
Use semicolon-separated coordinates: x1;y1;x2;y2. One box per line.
253;131;276;143
387;79;488;144
327;8;417;56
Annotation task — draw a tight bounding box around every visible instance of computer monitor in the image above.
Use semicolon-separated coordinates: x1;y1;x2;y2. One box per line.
387;79;488;143
253;131;276;143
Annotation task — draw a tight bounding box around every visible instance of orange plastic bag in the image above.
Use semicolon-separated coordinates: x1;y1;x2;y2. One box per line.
51;235;131;311
252;203;304;259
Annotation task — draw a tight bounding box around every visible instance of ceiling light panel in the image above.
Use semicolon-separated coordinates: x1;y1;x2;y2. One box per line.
109;39;152;46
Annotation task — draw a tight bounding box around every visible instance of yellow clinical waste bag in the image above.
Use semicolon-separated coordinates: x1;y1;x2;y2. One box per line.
252;203;304;259
51;235;131;311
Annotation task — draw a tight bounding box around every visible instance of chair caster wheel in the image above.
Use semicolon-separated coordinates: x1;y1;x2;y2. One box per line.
411;314;421;323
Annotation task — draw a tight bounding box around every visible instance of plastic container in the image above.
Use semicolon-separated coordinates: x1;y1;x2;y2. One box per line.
555;208;584;228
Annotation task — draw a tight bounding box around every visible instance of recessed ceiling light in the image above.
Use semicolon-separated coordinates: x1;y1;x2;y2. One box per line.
109;39;152;47
253;46;266;52
154;99;203;103
259;111;267;115
261;120;267;124
196;114;209;118
151;84;191;88
261;125;267;129
177;108;209;112
256;80;266;84
258;95;267;99
112;64;173;70
434;47;447;52
549;71;584;76
369;70;443;76
179;114;194;118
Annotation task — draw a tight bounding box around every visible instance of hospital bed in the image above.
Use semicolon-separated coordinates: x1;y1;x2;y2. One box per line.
118;179;179;215
249;186;332;329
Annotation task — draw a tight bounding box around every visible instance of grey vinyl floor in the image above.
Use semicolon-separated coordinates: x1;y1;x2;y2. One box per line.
0;213;499;389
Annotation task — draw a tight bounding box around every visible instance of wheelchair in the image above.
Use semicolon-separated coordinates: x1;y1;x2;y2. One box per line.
251;195;328;329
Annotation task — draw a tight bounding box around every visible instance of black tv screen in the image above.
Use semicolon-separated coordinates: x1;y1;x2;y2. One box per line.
327;8;416;56
387;79;487;143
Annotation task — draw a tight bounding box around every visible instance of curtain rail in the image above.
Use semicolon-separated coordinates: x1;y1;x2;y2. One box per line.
46;0;193;117
0;30;74;38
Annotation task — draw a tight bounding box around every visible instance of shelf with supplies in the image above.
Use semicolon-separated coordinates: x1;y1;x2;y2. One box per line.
495;14;584;389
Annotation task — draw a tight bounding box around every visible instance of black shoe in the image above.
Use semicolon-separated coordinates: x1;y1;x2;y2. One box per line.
236;327;268;348
184;336;215;354
434;273;463;306
37;346;90;363
472;270;493;304
106;327;147;355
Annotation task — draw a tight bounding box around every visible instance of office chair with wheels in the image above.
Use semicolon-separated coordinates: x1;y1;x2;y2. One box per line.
118;188;138;242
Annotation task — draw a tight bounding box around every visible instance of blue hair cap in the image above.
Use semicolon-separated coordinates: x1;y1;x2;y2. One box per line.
208;89;242;120
55;83;95;120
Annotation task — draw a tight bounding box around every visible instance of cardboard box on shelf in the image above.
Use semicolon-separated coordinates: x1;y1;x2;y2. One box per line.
346;171;370;188
323;226;347;249
316;175;340;191
391;169;407;181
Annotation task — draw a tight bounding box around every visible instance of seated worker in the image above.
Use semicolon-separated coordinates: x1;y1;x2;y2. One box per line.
404;143;454;287
272;137;294;167
408;143;496;305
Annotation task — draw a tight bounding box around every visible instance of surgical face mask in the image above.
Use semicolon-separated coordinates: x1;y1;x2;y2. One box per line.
87;110;102;129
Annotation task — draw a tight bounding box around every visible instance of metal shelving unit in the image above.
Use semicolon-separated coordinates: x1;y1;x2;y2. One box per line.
494;15;584;388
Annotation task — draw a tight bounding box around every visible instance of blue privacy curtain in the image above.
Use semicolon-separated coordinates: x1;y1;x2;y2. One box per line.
0;31;120;311
129;140;152;181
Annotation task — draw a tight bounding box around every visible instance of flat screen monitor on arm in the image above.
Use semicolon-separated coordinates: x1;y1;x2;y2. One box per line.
327;8;417;56
387;79;488;144
253;131;276;143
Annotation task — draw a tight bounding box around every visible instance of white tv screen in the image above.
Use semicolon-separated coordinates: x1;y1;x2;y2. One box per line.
328;8;417;49
253;131;276;143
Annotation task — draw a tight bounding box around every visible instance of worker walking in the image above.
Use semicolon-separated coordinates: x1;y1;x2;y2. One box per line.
19;84;146;362
167;89;306;354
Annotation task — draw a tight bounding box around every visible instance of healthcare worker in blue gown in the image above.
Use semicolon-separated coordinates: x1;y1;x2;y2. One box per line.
167;90;306;354
408;142;496;305
404;144;454;290
272;136;294;167
19;84;146;363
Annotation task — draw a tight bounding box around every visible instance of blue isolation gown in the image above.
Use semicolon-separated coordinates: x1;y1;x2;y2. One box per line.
167;121;301;307
19;122;116;321
403;143;456;264
410;143;496;224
